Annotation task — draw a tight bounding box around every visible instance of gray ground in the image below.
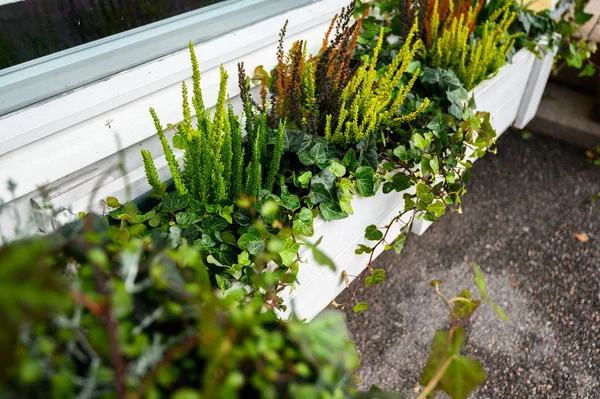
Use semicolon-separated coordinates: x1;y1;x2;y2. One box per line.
335;131;600;398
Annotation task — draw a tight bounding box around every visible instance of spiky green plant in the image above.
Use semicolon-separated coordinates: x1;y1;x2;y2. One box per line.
141;149;162;191
326;19;429;146
142;42;284;205
426;0;520;90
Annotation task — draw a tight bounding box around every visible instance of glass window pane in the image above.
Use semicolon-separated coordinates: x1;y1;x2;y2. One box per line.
0;0;314;116
0;0;226;70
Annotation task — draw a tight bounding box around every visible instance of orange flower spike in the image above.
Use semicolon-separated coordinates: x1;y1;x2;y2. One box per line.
321;13;338;55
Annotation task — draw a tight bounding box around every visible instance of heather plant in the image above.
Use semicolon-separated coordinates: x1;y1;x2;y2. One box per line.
105;43;304;295
144;42;285;205
425;0;520;90
262;2;426;147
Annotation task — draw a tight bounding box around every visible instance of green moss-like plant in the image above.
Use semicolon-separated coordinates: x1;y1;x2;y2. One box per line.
426;0;520;90
142;42;284;205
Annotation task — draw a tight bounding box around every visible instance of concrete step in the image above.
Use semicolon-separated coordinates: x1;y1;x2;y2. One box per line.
525;82;600;150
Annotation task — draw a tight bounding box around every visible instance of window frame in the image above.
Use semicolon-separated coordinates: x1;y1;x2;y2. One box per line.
0;0;348;236
0;0;316;119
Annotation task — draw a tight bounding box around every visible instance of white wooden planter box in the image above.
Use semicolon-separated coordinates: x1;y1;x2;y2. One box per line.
411;47;539;235
277;186;415;321
278;47;557;321
514;39;557;129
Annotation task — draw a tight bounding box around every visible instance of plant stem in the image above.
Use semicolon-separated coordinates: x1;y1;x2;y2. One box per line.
417;353;457;399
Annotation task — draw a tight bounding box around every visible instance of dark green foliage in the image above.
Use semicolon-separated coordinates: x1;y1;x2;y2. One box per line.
265;122;286;192
142;45;287;208
0;216;376;398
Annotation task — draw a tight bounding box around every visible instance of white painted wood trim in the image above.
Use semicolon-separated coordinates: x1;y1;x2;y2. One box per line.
514;40;557;129
278;186;415;322
0;0;348;238
0;0;315;118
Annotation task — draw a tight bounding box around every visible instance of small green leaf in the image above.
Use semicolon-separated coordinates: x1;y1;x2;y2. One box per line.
300;236;335;270
355;244;373;255
279;237;300;266
411;132;432;149
281;190;301;211
293;208;314;237
319;202;348;221
260;200;280;217
427;200;445;218
392;234;406;254
365;269;385;287
420;327;485;399
473;263;508;322
342;148;358;171
579;63;596;77
473;263;487;298
416;182;434;204
105;196;121;208
327;159;347;177
297;171;312;187
218;205;234;224
364;224;383;241
353;302;369;312
355;166;375;197
163;191;189;212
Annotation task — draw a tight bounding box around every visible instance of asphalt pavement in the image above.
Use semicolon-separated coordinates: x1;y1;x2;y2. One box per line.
336;131;600;398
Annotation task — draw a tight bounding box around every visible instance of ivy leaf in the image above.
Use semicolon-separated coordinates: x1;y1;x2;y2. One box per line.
279;237;300;266
392;234;406;254
365;269;385;287
298;142;328;166
327;160;347;177
385;173;411;193
579;63;596;77
427;200;445;218
338;179;355;215
284;129;310;152
309;183;334;204
293;208;314;237
342;148;358;172
163;191;189;212
311;169;336;191
218;205;234;224
411;132;432;149
353;302;369;313
393;145;410;161
172;134;186;150
319;202;348;221
281;191;300;211
297;171;312;188
416;183;434;204
246;240;266;256
355;244;372;255
420;327;485;399
355;166;375;197
238;230;262;253
429;156;440;175
420;67;462;91
365;224;383;241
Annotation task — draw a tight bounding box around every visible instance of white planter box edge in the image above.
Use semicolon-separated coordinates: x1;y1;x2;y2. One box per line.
411;47;536;236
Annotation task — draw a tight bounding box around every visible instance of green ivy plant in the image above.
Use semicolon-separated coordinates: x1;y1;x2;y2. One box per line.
0;214;403;398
